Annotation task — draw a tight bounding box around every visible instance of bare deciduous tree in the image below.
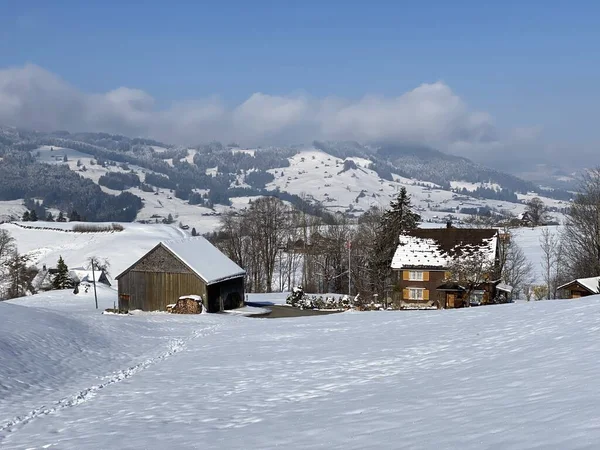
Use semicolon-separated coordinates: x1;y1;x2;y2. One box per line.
4;251;36;299
561;167;600;279
525;197;549;226
539;227;562;299
0;229;16;299
446;252;495;302
212;197;292;293
498;229;533;299
0;229;15;262
87;256;110;309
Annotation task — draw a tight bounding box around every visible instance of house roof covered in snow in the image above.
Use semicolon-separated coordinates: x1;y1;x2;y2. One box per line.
391;228;499;270
71;269;111;286
557;276;600;294
116;236;246;285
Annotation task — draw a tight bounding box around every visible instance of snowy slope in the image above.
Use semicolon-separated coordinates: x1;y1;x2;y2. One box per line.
265;148;562;223
3;294;600;448
0;222;187;277
0;200;27;222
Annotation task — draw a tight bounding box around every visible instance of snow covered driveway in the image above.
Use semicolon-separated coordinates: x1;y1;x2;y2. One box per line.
3;293;600;449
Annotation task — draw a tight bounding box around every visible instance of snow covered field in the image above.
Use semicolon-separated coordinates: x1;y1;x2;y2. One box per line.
3;288;600;449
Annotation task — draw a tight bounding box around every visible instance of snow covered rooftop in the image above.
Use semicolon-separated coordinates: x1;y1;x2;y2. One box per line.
161;237;245;285
391;228;498;270
557;276;600;294
71;269;110;284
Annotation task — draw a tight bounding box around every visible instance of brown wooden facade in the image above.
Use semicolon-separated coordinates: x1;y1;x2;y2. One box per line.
557;281;596;299
392;228;501;309
394;269;499;309
397;268;445;307
116;245;244;313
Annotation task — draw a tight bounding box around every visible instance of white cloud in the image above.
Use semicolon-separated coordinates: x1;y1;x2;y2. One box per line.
0;64;501;152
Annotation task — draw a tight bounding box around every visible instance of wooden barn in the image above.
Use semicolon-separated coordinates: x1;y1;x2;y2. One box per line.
557;276;600;298
115;237;245;313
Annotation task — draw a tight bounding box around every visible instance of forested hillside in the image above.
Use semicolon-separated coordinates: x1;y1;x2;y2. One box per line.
0;126;573;223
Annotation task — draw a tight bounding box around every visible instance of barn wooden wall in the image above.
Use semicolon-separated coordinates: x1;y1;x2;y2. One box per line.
119;271;208;311
118;246;208;311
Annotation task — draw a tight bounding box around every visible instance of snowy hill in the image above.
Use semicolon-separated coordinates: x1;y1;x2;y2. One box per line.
265;147;566;222
3;288;600;448
0;222;187;277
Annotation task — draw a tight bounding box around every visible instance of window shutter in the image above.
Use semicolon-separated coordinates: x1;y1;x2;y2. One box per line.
403;288;409;300
423;289;429;301
403;271;409;281
423;271;430;282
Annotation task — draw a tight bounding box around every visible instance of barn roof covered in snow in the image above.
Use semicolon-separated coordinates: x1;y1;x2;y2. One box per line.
557;276;600;294
115;236;246;285
391;228;499;270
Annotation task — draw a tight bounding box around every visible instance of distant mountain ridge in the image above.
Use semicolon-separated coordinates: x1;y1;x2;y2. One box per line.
0;126;572;223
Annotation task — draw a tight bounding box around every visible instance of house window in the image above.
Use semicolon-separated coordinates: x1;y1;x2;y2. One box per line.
409;288;424;300
409;271;424;281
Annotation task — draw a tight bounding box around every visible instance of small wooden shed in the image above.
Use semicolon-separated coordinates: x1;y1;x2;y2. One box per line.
557;276;600;298
115;237;245;313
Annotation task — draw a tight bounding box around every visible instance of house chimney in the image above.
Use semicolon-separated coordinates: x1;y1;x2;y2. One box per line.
446;221;453;229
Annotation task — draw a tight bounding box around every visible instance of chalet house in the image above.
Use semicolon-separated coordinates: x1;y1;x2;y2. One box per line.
115;237;245;313
557;276;600;298
71;268;112;287
391;227;502;308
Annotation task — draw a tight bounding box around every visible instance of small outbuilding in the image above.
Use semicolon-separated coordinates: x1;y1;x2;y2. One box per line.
115;237;245;313
557;276;600;298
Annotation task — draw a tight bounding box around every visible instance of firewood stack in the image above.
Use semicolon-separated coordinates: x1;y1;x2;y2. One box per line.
168;298;203;314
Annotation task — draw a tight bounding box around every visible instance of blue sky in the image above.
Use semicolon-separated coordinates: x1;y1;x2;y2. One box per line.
1;1;599;164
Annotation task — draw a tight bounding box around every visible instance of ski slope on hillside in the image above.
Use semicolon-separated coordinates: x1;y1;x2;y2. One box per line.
3;290;600;449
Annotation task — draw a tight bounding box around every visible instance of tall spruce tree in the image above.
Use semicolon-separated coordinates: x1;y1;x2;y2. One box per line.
374;187;420;285
52;256;70;290
29;210;38;222
22;211;30;221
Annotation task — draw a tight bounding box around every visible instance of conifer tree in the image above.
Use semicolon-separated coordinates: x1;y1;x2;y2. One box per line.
46;212;55;222
57;211;66;222
191;227;197;236
22;211;30;221
373;187;420;284
52;256;71;290
29;210;38;222
380;187;420;238
69;210;81;221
